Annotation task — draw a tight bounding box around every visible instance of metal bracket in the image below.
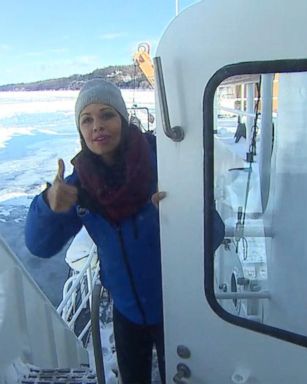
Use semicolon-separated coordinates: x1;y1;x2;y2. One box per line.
173;363;191;383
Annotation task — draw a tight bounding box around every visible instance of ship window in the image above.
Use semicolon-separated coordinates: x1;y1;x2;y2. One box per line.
203;59;307;347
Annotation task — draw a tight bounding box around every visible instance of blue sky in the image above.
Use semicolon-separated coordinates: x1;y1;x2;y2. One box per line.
0;0;199;85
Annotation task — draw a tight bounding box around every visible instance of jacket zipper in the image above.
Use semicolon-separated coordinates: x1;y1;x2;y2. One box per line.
132;215;138;239
116;224;147;325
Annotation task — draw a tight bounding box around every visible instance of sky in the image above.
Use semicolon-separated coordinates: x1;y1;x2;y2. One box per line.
0;0;199;86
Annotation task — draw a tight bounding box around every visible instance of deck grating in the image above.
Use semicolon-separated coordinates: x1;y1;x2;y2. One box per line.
21;367;97;384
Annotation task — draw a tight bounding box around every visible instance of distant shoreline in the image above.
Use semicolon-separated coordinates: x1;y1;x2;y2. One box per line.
0;64;151;92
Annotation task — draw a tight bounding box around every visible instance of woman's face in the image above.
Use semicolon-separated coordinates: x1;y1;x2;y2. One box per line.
79;103;122;163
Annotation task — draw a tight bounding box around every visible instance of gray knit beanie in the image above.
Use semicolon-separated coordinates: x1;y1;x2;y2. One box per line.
75;79;129;129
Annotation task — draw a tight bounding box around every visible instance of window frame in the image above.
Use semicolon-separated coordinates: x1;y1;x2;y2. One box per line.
203;58;307;347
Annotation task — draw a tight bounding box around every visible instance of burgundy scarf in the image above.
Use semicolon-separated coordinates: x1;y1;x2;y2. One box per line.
73;126;153;223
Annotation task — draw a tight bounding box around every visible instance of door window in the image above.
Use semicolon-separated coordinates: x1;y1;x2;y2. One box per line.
204;60;307;347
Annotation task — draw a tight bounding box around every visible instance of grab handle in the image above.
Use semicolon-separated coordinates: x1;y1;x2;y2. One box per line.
153;56;184;142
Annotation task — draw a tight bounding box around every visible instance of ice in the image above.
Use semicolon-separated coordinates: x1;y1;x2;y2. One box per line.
0;89;159;383
0;89;155;215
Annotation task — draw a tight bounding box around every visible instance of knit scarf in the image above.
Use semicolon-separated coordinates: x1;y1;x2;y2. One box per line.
72;125;154;223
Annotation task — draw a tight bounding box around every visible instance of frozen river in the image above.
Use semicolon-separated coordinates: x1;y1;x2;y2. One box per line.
0;89;155;305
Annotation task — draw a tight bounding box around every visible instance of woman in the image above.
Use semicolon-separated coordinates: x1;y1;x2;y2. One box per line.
25;79;166;383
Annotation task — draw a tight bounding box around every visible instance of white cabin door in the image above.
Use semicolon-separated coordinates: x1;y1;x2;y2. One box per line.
156;1;307;383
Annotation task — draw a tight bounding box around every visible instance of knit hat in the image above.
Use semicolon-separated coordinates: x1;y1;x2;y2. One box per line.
75;79;129;129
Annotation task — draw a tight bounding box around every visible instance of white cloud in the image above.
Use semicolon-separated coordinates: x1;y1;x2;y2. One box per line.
25;48;67;57
0;44;11;51
99;32;124;40
25;51;46;57
50;48;67;54
74;55;99;65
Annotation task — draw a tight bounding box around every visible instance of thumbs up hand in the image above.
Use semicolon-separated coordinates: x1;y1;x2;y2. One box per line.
55;158;66;183
46;159;78;213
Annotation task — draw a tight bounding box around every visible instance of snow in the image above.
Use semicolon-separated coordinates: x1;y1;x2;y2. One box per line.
0;89;159;383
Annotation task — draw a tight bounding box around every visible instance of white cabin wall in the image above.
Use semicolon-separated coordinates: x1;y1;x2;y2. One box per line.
155;0;307;382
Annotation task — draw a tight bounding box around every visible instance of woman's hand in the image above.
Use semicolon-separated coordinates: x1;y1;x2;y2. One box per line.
151;191;166;208
46;159;78;212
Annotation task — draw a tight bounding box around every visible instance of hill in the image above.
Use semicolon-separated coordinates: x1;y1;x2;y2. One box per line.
0;64;150;91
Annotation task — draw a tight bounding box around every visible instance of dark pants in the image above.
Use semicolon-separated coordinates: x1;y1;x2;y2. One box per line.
113;307;166;384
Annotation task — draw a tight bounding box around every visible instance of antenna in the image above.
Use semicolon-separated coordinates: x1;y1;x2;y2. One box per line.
176;0;179;15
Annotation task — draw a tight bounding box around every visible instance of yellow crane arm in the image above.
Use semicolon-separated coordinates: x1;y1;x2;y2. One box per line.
133;42;155;87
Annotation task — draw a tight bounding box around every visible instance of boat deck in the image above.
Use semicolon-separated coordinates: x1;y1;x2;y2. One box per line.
21;367;97;384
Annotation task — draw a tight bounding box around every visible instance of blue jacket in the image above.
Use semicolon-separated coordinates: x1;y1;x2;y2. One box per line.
25;139;225;326
25;162;163;325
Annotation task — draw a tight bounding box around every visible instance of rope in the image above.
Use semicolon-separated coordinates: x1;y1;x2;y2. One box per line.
132;62;138;107
235;78;262;257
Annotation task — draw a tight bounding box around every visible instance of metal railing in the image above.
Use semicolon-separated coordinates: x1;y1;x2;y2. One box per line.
57;243;100;342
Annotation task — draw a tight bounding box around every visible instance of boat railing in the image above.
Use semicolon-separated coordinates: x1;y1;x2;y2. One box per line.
128;106;155;132
0;235;89;377
57;235;101;344
218;107;259;121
